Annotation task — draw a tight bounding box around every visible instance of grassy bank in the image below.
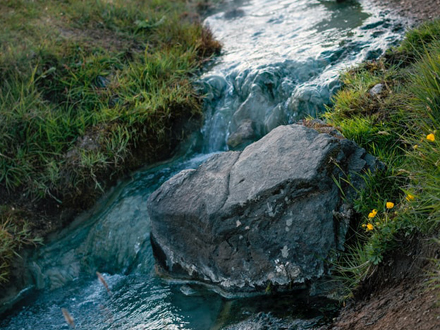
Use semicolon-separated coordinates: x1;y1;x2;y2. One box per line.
0;0;220;284
325;19;440;296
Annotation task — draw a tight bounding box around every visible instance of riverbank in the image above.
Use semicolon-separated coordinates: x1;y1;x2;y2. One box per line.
0;0;220;286
368;0;440;22
321;10;440;329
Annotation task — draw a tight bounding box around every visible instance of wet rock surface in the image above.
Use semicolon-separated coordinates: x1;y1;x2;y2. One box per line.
148;124;380;293
227;119;256;149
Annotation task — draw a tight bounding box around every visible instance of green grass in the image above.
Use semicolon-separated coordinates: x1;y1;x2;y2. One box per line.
0;0;221;283
0;0;220;203
0;208;42;284
325;19;440;297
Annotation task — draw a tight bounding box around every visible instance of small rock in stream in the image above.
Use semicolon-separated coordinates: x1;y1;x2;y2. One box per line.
369;83;384;97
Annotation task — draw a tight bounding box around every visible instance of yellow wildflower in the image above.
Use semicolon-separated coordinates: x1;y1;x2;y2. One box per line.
427;133;435;142
406;194;415;201
366;223;374;231
361;224;366;228
413;144;418;150
386;202;394;209
368;209;378;219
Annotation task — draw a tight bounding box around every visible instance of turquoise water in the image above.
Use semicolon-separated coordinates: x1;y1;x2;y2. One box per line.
0;0;407;328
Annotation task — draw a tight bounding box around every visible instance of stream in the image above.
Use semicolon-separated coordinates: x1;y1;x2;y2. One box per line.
0;0;407;329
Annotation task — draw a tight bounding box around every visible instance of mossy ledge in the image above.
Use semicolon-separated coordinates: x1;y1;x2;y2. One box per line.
0;0;221;285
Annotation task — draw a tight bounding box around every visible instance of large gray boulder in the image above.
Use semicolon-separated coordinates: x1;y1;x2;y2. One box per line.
148;124;379;293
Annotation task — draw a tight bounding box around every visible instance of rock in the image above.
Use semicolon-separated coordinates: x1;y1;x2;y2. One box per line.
227;119;256;149
148;124;380;294
264;104;288;134
369;83;384;97
230;84;274;138
299;118;344;140
287;83;333;120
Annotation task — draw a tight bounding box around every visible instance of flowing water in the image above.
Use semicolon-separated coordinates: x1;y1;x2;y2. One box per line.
1;0;407;328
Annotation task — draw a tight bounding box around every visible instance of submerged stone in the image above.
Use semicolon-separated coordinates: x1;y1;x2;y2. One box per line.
227;119;256;149
148;124;380;294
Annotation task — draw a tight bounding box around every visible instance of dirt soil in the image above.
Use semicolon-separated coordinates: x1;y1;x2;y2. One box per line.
366;0;440;22
331;281;440;330
322;236;440;330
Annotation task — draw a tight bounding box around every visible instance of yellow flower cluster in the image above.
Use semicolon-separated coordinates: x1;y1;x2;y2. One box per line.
368;209;377;219
364;201;395;232
361;223;374;231
406;194;415;201
362;223;374;231
427;133;435;142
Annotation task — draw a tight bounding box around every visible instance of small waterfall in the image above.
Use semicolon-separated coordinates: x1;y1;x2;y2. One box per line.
199;0;404;152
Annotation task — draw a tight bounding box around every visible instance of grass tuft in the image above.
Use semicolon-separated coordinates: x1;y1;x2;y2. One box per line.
0;209;42;285
326;19;440;295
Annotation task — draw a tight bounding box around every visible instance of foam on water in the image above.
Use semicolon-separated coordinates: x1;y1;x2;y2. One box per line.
199;0;405;151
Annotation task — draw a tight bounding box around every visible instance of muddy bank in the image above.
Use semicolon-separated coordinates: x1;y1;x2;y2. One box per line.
322;236;440;329
331;281;440;329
